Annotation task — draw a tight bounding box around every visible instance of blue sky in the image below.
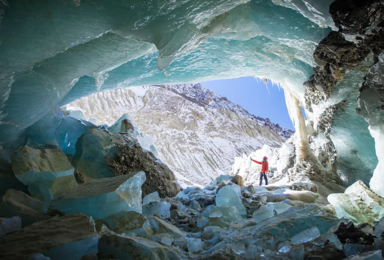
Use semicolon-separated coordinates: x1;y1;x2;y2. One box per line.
201;77;294;130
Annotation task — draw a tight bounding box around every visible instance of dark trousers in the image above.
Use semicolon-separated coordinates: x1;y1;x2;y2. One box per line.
259;172;268;186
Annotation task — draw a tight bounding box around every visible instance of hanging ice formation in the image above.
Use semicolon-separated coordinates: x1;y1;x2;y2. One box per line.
0;0;384;259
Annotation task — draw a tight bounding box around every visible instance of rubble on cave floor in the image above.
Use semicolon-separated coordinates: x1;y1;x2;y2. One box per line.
2;170;384;259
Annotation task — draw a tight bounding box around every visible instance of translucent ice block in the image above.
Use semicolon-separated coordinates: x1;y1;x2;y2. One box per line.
142;201;171;219
187;238;203;254
216;185;246;216
143;191;160;205
51;171;146;220
291;227;320;245
0;214;98;260
252;205;274;223
11;146;77;206
0;216;21;237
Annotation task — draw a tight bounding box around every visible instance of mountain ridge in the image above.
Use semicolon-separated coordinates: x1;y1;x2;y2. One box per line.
64;83;293;186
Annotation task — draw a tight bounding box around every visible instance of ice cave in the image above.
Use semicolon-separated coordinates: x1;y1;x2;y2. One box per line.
0;0;384;259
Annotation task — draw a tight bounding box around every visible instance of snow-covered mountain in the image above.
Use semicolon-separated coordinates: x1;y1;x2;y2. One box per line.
64;84;293;187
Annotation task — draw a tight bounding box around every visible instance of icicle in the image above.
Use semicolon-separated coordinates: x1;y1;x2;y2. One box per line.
284;89;296;128
262;78;270;95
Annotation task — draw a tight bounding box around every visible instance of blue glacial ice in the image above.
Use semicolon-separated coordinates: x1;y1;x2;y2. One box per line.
0;0;334;146
143;201;171;219
51;171;146;220
71;128;121;181
11;146;77;206
0;214;98;260
0;216;21;237
143;191;161;205
23;107;94;155
216;184;246;216
0;189;47;227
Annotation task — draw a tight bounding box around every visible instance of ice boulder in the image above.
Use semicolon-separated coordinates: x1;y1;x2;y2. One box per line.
343;250;382;260
217;175;232;185
11;146;77;205
0;159;28;196
252;205;274;223
270;201;292;214
0;189;47;227
99;232;186;259
142;201;171;219
24;107;94;155
202;205;241;223
98;211;147;234
0;216;21;237
71;128;121;181
328;181;384;225
187;238;203;254
143;191;160;205
51;171;146;220
152;233;174;246
291;227;321;245
375;217;384;239
216;184;246;216
148;216;185;238
0;214;98;260
256;205;339;238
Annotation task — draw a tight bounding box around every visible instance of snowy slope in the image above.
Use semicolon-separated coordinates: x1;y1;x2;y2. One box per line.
64;84;293;186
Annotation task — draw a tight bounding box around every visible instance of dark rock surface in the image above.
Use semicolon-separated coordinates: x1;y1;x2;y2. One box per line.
105;143;180;198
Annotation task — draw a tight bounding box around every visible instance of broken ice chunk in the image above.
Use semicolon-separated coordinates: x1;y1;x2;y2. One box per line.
258;195;268;204
197;217;210;228
252;205;274;223
0;214;98;259
71;129;121;181
100;211;147;233
216;185;246;216
245;245;262;259
0;189;47;227
142;201;171;219
190;200;201;210
148;216;185;237
202;205;241;223
51;171;146;220
344;244;378;257
152;233;174;246
204;217;231;229
328;233;343;250
161;236;174;246
187;238;203;254
0;216;21;237
209;211;223;218
278;241;292;253
328;181;384;225
289;244;304;260
11;146;77;205
26;253;51;260
343;250;382;260
99;232;186;259
375;217;384;238
174;237;188;251
217;175;232;185
291;227;321;245
272;201;292;214
232;243;246;255
143;191;160;205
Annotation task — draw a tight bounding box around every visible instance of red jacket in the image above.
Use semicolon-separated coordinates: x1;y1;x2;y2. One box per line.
251;159;268;173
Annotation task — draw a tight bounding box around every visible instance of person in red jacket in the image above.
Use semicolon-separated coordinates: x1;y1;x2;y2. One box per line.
250;156;269;186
